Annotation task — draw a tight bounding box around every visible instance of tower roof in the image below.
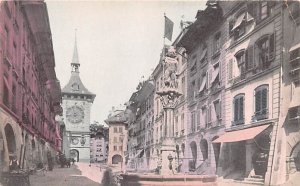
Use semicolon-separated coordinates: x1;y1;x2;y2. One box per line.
62;33;96;101
72;31;79;65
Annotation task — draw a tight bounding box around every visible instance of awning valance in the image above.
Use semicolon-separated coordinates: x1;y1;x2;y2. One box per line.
232;13;246;31
211;66;220;84
199;77;207;92
289;42;300;52
212;124;270;143
199;48;207;62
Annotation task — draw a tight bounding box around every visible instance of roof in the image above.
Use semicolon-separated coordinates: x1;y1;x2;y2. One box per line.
62;35;96;100
62;72;95;97
105;110;128;124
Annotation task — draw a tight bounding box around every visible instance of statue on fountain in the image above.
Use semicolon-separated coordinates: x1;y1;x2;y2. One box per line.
163;46;179;89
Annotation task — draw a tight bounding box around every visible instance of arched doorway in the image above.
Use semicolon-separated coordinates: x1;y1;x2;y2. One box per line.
200;139;208;160
291;142;300;171
70;149;79;162
4;124;16;157
112;154;122;164
189;141;197;171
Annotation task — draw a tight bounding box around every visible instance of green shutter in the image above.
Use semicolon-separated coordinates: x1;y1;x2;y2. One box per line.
261;88;268;114
240;96;244;120
246;46;254;70
269;33;275;61
255;89;262;114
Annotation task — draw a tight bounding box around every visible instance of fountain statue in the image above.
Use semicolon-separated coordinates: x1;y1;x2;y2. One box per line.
156;46;182;175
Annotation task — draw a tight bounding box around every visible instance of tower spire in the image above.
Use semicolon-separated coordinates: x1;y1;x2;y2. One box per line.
71;29;80;72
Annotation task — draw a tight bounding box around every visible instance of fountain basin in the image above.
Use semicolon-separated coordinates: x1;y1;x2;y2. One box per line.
121;174;217;186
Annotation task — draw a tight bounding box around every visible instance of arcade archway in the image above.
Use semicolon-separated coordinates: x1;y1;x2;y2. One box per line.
112;154;122;164
70;149;79;162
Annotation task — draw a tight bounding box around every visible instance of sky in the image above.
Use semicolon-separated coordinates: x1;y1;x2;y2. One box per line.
46;0;207;125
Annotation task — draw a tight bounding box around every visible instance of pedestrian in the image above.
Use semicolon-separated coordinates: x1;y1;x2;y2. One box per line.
9;155;20;172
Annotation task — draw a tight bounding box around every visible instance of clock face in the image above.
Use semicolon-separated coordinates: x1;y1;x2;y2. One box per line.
66;106;84;123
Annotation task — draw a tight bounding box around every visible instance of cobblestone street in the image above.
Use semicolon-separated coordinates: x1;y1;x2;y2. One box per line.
30;163;104;186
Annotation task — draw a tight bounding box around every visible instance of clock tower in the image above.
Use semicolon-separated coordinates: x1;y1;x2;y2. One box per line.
61;35;96;162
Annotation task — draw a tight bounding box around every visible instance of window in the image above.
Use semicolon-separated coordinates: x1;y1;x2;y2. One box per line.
71;83;79;91
113;127;117;133
3;80;9;107
12;84;16;113
254;85;268;120
214;32;221;54
181;76;186;96
289;107;300;120
119;146;123;151
196;110;200;131
214;100;221;120
114;146;117;151
290;1;300;24
191;112;196;133
260;2;268;20
191;80;196;99
199;45;208;65
233;94;244;125
119;127;123;133
211;63;220;87
181;113;185;135
199;72;207;94
119;137;123;143
256;34;275;70
202;107;208;128
235;50;246;79
227;59;233;81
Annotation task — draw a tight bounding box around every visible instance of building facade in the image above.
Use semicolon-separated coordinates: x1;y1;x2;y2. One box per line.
126;80;155;171
90;137;108;163
61;38;96;162
105;109;128;168
0;0;62;174
121;1;300;185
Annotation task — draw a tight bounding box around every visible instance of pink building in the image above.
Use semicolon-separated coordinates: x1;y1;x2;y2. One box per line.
0;1;62;172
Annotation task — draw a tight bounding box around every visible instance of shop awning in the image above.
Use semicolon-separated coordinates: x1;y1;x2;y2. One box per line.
199;78;207;92
232;13;245;31
199;48;207;62
212;124;270;143
211;66;220;84
289;42;300;52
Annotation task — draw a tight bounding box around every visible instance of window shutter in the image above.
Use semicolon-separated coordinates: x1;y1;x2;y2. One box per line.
255;89;262;114
240;96;244;120
269;33;275;61
247;2;259;22
261;88;268;114
219;100;222;119
246;46;254;70
234;98;238;121
208;105;211;123
228;59;233;81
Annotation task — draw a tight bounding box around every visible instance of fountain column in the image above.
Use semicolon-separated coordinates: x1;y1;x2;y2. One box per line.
156;46;181;175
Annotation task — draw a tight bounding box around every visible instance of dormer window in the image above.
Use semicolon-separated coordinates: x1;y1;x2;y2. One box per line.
72;83;79;91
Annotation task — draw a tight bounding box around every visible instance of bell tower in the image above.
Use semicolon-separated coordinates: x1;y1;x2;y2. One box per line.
61;32;96;162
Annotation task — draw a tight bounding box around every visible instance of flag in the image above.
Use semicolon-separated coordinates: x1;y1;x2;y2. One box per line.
164;15;174;41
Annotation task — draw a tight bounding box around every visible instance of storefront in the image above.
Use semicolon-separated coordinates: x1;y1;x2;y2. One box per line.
214;124;272;180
